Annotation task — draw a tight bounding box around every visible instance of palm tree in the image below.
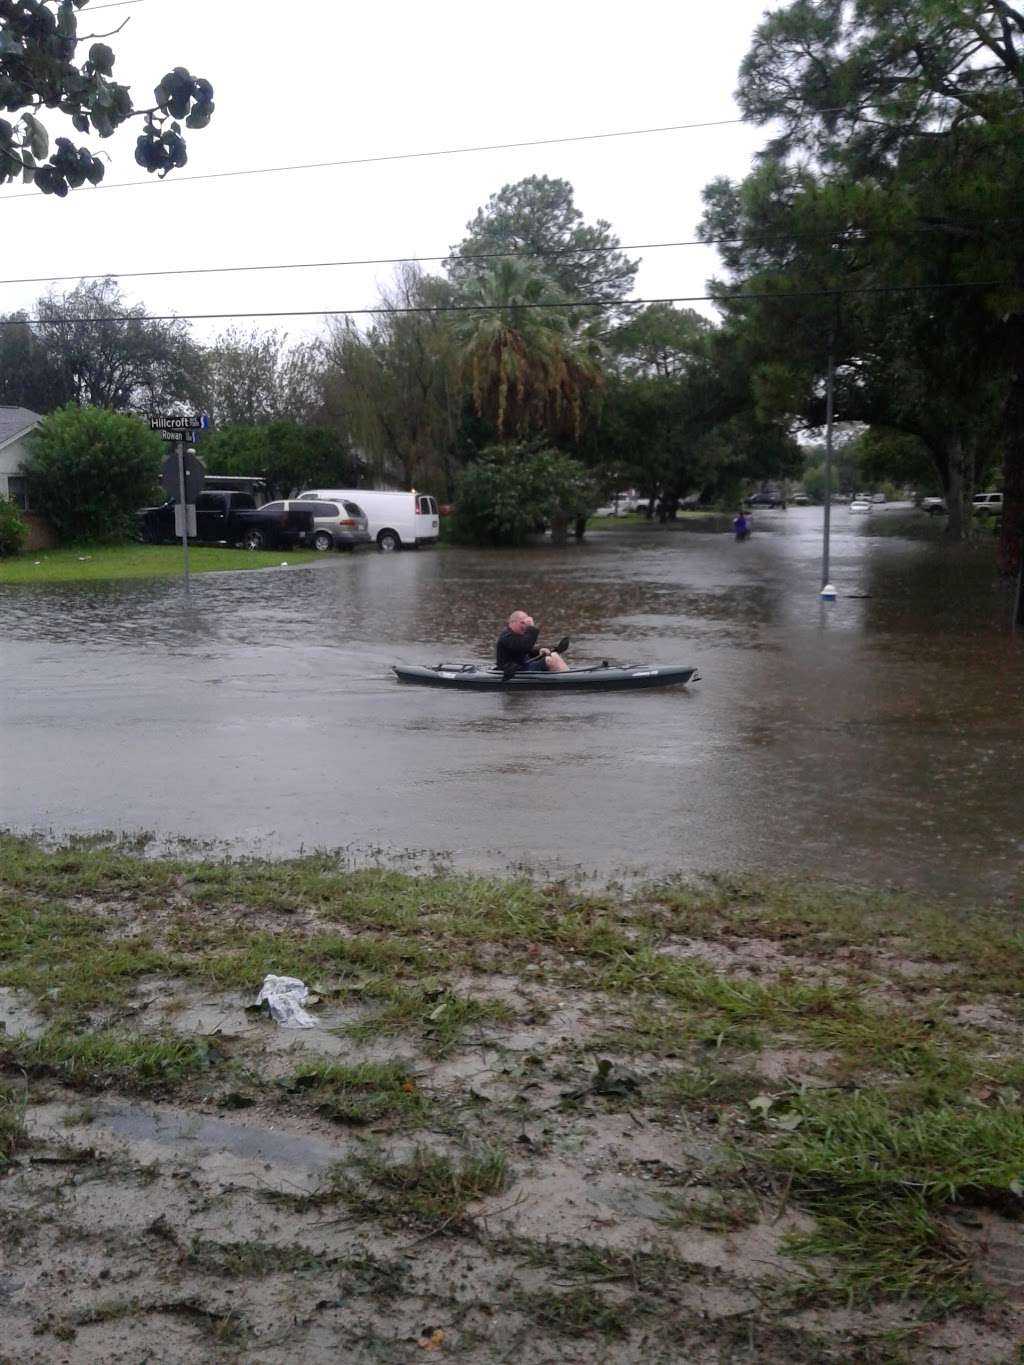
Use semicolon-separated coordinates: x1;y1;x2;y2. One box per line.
453;261;603;441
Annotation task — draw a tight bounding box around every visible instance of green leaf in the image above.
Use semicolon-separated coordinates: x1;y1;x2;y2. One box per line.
89;43;115;76
57;2;77;39
21;113;49;162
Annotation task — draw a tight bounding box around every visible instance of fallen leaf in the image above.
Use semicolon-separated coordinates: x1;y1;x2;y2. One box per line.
418;1327;444;1350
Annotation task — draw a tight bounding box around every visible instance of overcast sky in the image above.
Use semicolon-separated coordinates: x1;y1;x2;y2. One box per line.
3;0;776;345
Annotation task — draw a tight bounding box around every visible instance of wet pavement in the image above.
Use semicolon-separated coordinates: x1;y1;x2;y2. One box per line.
1;507;1021;900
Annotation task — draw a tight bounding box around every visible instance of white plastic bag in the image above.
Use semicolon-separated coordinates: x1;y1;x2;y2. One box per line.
255;974;316;1029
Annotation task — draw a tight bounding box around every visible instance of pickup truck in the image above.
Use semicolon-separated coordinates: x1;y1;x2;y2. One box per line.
137;491;315;549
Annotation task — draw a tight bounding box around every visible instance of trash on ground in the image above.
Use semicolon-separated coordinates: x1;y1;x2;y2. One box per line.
254;974;317;1028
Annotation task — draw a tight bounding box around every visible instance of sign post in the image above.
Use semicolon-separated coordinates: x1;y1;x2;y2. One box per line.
176;446;191;597
154;413;207;597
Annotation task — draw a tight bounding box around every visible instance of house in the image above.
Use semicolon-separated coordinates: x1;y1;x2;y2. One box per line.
0;406;55;550
0;405;42;509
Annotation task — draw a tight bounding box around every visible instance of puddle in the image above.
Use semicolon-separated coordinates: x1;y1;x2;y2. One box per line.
27;1098;356;1194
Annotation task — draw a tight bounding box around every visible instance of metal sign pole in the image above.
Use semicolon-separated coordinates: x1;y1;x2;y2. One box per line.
821;345;835;590
177;443;191;598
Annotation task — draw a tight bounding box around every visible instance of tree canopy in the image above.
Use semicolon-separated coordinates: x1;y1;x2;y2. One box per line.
447;176;639;311
714;0;1024;571
25;404;163;540
1;0;214;195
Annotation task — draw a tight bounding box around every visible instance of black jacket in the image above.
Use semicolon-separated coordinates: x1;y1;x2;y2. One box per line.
496;624;539;668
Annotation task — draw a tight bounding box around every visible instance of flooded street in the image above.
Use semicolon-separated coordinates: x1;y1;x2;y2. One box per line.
1;507;1021;900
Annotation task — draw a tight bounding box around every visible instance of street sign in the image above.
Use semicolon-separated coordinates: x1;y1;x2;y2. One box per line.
160;449;205;503
148;412;209;441
174;504;198;538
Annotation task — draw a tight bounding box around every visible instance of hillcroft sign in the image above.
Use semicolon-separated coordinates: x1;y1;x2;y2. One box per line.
147;412;210;442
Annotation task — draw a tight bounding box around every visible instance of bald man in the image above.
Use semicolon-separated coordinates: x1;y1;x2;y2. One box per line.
495;610;569;673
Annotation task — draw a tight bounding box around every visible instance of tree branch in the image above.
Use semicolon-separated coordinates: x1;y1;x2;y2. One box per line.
78;19;131;41
0;144;35;173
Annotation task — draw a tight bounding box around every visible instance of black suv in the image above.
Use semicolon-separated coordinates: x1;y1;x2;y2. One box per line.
746;492;782;509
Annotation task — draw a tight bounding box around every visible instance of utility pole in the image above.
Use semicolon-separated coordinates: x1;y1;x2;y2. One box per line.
821;295;839;596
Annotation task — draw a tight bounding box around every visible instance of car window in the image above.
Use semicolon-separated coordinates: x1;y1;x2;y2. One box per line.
307;502;337;517
261;501;285;512
343;501;364;517
296;493;316;500
196;493;224;510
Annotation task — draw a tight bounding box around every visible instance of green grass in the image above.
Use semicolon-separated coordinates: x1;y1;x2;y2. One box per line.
0;543;322;583
527;1285;633;1337
768;1089;1024;1309
347;984;514;1054
277;1059;429;1128
0;1082;28;1167
337;1146;509;1230
0;1029;225;1094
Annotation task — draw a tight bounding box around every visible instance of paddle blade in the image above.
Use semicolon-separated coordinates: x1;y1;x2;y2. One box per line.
552;636;570;655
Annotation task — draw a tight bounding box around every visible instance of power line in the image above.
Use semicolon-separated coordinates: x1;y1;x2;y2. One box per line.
1;278;1011;326
1;220;1017;291
0;114;759;203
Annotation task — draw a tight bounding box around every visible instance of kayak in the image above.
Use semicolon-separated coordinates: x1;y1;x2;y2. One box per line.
392;662;701;691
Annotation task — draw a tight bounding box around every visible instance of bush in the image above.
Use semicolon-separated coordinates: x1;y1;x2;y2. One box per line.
0;498;27;557
452;444;594;546
25;405;165;543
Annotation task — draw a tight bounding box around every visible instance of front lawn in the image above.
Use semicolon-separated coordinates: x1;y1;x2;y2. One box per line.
0;543;324;584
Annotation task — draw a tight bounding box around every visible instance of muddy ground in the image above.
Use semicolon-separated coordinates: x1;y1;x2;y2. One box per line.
0;838;1022;1363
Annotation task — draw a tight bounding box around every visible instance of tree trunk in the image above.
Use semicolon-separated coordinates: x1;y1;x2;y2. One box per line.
997;311;1024;579
550;512;568;545
944;436;971;543
573;514;586;540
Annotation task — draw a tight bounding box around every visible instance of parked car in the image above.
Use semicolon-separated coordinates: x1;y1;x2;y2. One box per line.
591;503;622;517
254;499;371;551
137;491;314;550
869;492;887;503
972;492;1003;517
746;492;782;508
920;496;947;515
791;493;810;505
297;489;439;551
849;499;873;513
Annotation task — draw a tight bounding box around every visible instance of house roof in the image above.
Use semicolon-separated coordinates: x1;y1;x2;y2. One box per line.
0;406;43;450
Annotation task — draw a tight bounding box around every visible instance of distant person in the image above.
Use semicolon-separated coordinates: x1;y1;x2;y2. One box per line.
733;510;751;540
496;611;569;673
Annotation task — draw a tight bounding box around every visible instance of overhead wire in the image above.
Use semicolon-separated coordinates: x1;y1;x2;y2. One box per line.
0;277;1012;327
0;219;1017;290
0;113;785;203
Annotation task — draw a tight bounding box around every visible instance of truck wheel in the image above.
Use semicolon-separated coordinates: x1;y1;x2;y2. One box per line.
242;528;266;551
311;530;334;552
377;529;401;552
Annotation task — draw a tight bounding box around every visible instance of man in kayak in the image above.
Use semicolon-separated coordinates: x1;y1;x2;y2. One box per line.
496;611;569;673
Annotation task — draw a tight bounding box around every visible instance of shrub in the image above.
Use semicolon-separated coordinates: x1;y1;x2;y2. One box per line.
0;498;27;557
25;405;164;543
452;444;594;545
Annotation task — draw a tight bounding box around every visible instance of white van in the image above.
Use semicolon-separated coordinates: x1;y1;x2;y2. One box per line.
297;489;439;551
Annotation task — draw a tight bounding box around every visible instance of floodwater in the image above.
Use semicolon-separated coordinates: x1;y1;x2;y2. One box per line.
1;507;1021;901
